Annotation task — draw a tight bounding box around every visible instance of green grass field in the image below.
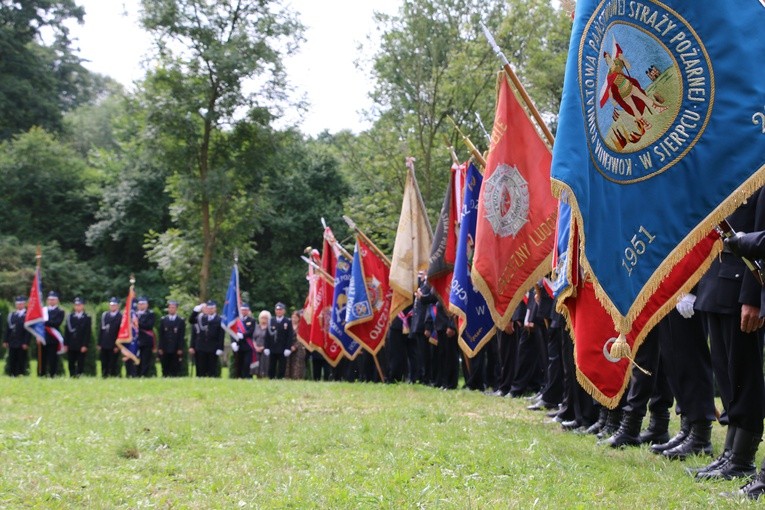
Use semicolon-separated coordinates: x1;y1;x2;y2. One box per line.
0;377;758;509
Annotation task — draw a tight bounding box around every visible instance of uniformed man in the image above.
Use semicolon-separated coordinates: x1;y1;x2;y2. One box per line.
98;297;122;377
158;300;185;377
266;302;294;379
4;296;31;376
231;303;256;379
693;188;765;482
40;291;64;377
133;296;156;377
188;300;224;377
64;297;91;377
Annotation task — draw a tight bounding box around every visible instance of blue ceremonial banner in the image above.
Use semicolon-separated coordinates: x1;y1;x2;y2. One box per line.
222;264;243;341
551;0;765;333
551;197;578;300
345;241;372;325
449;163;496;357
329;251;361;359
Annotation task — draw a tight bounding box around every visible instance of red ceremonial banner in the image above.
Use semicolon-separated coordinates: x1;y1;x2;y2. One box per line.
564;230;719;407
427;163;465;309
471;73;557;329
309;237;344;367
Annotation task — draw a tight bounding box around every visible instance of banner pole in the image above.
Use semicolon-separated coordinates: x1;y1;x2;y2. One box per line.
35;246;42;376
372;352;386;383
480;22;555;147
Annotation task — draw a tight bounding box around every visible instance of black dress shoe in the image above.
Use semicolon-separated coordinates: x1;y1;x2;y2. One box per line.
723;470;765;499
663;421;713;461
561;419;580;431
651;416;690;454
598;411;642;448
696;428;760;481
527;401;556;411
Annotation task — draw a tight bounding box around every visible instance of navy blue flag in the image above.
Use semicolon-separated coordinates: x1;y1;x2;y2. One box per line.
551;0;765;335
329;251;361;359
449;163;496;357
222;264;243;342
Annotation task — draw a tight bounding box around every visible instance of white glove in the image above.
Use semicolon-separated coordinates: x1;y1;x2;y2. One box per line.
231;342;239;353
193;304;203;313
283;349;292;358
236;332;243;340
264;348;270;356
215;349;224;356
676;293;696;319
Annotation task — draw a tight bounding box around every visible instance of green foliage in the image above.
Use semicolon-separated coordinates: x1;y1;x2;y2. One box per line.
342;0;571;249
0;236;110;303
244;131;351;310
0;0;97;140
0;129;98;255
138;0;304;300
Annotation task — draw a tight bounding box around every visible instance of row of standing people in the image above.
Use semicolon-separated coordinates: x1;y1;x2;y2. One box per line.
3;293;307;380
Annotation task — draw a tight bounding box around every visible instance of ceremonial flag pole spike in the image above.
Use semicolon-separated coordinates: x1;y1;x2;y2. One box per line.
442;135;460;166
342;215;357;231
321;217;328;230
475;112;492;145
479;22;555;147
447;115;486;168
233;248;239;264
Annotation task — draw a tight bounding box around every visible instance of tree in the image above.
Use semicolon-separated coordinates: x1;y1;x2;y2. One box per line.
0;128;98;255
353;0;571;236
138;0;303;300
0;0;99;139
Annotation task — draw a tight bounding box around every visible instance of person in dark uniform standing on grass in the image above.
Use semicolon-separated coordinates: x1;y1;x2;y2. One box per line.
158;300;185;377
134;296;156;378
266;302;294;379
189;301;224;377
4;296;31;376
231;303;256;379
64;297;91;377
98;297;122;377
692;189;765;483
40;291;64;377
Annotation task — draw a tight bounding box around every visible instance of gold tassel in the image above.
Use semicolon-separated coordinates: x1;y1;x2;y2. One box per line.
609;333;631;359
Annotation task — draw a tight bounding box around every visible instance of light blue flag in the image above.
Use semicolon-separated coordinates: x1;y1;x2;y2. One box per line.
329;251;361;359
345;241;372;325
449;163;496;356
551;0;765;331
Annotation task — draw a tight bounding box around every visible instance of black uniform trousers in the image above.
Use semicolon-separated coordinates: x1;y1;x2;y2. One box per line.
705;311;765;435
387;328;408;382
436;332;459;389
39;341;59;377
413;332;434;384
67;350;86;377
161;352;182;377
558;328;597;425
311;352;331;381
268;352;288;379
7;347;27;376
622;325;673;417
137;346;153;377
100;348;120;377
541;325;564;405
496;329;518;395
484;335;500;390
464;348;487;391
195;351;219;377
658;309;716;422
511;327;544;396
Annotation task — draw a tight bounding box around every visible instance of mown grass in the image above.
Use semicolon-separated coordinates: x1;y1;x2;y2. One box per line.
0;377;757;509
